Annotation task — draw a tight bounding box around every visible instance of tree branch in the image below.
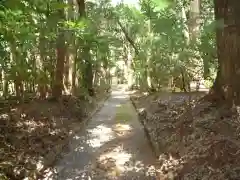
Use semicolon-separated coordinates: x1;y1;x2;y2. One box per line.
115;18;139;55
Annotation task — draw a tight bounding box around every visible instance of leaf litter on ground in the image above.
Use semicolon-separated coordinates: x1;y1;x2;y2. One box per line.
131;91;240;180
0;88;110;180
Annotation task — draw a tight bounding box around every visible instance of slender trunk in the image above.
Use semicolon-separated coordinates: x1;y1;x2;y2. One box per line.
83;46;94;95
146;19;153;90
127;46;134;89
178;2;191;92
64;51;70;93
38;31;48;98
116;18;139;55
2;70;8;96
53;33;66;98
65;0;76;95
189;0;202;91
72;46;77;94
180;3;190;44
9;41;23;99
189;0;201;42
52;0;66;99
181;69;187;92
76;0;94;96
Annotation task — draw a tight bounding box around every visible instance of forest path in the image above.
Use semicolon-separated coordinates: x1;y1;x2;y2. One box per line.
53;86;159;180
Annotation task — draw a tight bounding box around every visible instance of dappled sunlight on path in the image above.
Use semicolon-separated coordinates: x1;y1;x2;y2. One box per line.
48;86;159;180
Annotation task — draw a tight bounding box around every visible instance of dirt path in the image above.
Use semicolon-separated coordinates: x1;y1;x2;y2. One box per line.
51;87;159;180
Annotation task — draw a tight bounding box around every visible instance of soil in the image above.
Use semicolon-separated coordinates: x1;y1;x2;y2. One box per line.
130;90;240;180
0;88;110;180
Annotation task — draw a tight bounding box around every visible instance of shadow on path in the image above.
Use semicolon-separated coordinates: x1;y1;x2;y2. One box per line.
46;87;159;180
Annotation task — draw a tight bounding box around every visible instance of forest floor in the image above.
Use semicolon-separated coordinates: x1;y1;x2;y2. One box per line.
2;86;240;180
0;87;110;180
130;90;240;180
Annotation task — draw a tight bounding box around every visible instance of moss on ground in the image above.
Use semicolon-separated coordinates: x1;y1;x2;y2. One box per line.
114;102;134;123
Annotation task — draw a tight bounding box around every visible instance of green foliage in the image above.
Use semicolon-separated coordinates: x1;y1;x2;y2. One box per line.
0;0;217;99
151;0;174;10
124;0;217;90
0;0;122;99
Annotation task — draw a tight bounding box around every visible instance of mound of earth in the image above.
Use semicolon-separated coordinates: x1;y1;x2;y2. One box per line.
131;91;240;180
0;88;110;180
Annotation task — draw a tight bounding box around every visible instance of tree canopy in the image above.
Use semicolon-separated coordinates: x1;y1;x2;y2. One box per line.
0;0;219;100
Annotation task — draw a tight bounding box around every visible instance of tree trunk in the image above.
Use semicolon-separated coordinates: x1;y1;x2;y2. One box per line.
72;47;77;94
65;0;76;95
82;46;94;95
189;0;201;42
52;33;66;98
38;31;48;98
189;0;202;91
211;0;240;105
52;0;66;99
2;70;8;96
76;0;86;17
76;0;94;96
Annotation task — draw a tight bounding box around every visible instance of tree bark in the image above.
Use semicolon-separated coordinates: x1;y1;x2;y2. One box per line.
76;0;86;17
210;0;240;105
64;0;76;95
52;0;66;99
189;0;201;42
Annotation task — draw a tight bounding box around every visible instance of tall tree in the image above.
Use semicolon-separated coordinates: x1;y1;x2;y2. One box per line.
52;0;67;98
76;0;94;96
211;0;240;105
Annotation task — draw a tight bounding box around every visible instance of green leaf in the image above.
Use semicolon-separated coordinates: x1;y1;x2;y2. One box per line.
152;0;173;11
51;2;68;10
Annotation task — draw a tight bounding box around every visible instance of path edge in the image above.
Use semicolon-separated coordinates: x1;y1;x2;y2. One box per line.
129;93;159;158
39;91;112;178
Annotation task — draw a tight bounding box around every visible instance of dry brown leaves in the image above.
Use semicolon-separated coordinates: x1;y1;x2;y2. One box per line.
0;90;109;180
131;91;240;180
